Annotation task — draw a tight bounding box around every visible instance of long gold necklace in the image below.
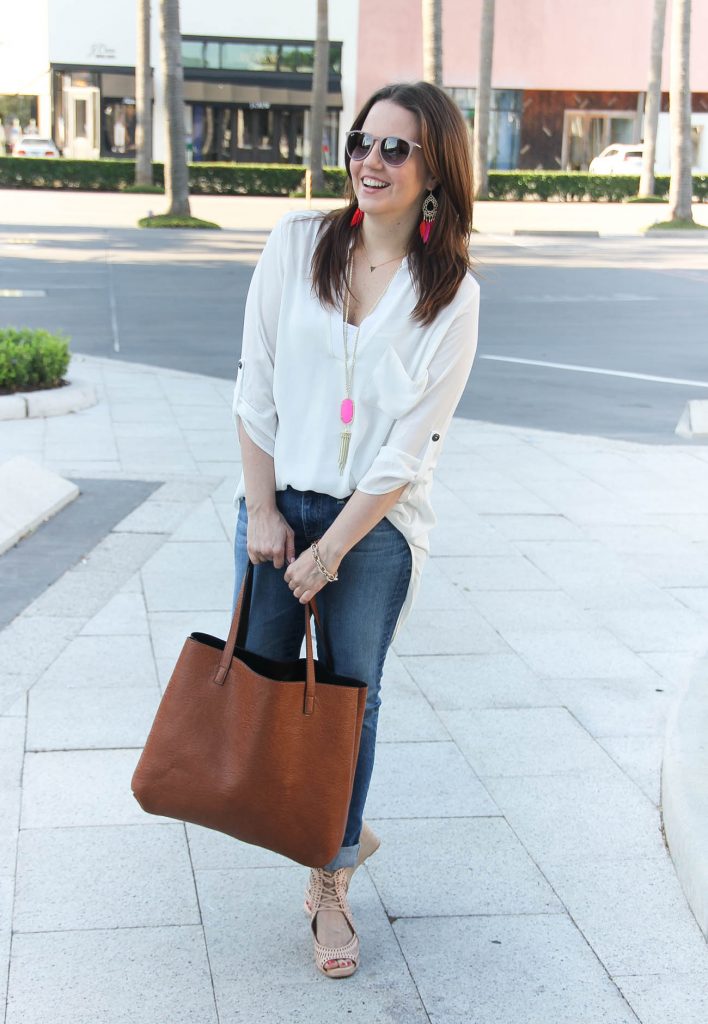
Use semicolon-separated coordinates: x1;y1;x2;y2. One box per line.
338;244;401;474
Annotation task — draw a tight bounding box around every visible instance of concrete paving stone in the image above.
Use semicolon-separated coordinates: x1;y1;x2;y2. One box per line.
0;616;80;678
183;429;238;461
118;570;143;593
71;530;165;576
0;788;20;874
402;651;551;710
376;685;450;742
394;914;639;1024
639;650;701;685
615;971;708;1024
455;487;557;515
668;587;708;616
633;550;708;588
104;380;167;401
540;854;708;976
366;817;562;918
542;498;651;526
405;556;468;610
111;420;184;439
0;718;25;787
79;591;149;635
365;741;499;818
159;379;228;406
479;512;586;541
428;513;513;557
151;478;222;503
141;540;233;612
466;588;592;633
6;925;218;1024
392;605;507;657
501;627;657;680
0;690;27;717
34;634;157;690
440;707;615;777
595;734;663;805
42;459;124;476
540;675;677;738
114;442;199;475
210;476;239;503
186;823;290;870
213;501;236;544
437;553;557;592
14;823;199;932
583;522;695;557
109;398;175;423
171;499;228;542
26;684;160;750
196;867;429;1021
624;488;708;516
113;500;191;534
0;874;12;1008
588;603;708;654
22;568;120;619
148;609;230;660
481;770;667;864
171;405;234;430
21;749;162;828
513;539;643;592
648;514;708;542
434;463;516;492
575;580;680;613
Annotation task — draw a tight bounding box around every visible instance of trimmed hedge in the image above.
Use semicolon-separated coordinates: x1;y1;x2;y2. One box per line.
0;327;71;394
0;157;706;202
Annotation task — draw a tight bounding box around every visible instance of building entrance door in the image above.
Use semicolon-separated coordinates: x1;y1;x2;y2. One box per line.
63;86;100;159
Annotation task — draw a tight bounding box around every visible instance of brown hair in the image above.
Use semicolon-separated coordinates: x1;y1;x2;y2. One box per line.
309;81;478;327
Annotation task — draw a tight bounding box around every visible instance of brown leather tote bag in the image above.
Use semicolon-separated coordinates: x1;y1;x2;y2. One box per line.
131;562;368;867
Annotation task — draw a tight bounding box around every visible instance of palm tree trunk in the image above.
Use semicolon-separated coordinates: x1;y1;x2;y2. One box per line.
422;0;442;85
668;0;693;222
473;0;495;200
639;0;666;198
310;0;329;193
135;0;153;186
159;0;190;217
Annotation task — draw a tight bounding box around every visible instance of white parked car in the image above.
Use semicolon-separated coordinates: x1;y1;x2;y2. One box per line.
12;136;60;158
589;144;646;174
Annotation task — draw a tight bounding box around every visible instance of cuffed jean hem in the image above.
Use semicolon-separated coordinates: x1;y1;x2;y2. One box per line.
323;842;360;870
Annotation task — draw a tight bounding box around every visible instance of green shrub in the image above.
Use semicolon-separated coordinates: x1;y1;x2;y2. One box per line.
0;327;71;394
0;157;706;202
138;214;220;229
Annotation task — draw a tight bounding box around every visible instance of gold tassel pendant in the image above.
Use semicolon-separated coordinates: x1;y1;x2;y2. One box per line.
338;428;351;474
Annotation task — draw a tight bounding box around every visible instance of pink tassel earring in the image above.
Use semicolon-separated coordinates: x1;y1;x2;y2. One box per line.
419;190;438;244
350;207;364;227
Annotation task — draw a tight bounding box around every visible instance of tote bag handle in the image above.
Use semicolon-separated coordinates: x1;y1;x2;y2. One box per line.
213;561;322;715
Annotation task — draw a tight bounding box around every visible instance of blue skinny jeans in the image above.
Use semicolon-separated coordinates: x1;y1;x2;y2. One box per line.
232;485;412;869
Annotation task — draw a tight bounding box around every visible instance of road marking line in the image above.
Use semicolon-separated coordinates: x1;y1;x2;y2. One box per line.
0;289;46;297
479;355;708;389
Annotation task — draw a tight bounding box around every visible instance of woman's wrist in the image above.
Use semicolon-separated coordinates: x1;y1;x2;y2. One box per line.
315;534;344;572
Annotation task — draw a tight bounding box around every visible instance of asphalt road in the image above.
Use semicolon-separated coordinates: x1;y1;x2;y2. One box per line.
1;224;707;444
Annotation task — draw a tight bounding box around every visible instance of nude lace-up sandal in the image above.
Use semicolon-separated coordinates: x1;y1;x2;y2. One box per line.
308;867;360;978
303;820;381;916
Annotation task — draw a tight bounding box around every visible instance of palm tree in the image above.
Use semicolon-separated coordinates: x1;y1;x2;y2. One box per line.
639;0;667;199
310;0;329;193
422;0;442;85
668;0;694;222
159;0;190;216
135;0;153;186
473;0;495;200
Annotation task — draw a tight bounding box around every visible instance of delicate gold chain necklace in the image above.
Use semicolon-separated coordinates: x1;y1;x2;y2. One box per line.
338;244;401;474
360;236;406;274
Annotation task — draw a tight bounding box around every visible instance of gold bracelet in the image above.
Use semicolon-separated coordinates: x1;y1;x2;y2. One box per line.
311;541;338;582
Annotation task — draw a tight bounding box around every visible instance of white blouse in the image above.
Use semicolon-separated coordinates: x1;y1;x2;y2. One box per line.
232;210;480;639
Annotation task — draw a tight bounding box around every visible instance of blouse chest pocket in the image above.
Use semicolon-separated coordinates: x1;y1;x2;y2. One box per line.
363;344;428;421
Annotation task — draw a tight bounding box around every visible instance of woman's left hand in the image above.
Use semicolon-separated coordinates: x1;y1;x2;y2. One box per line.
284;545;339;604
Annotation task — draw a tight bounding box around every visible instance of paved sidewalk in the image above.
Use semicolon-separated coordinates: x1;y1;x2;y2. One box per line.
1;352;708;1023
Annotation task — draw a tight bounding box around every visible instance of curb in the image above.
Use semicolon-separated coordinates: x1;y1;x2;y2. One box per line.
661;654;708;940
0;379;97;420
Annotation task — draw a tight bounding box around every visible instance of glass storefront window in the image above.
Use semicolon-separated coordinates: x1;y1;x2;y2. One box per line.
103;99;136;157
279;45;314;73
182;41;204;68
221;43;278;72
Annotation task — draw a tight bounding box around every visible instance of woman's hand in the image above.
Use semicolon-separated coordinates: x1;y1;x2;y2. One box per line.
284;541;341;604
246;506;295;569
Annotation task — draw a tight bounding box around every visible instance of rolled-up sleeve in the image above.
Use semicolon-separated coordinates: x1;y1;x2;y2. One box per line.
357;278;480;497
232;216;289;456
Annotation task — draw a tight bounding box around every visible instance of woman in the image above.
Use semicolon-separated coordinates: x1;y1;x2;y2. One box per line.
232;81;481;978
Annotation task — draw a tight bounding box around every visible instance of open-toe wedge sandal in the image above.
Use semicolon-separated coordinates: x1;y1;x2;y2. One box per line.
309;867;360;978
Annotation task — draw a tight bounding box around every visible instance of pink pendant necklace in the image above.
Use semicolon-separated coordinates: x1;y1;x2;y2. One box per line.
338;242;403;474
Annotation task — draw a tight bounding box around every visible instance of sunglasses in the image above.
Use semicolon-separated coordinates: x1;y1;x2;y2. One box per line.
345;130;423;167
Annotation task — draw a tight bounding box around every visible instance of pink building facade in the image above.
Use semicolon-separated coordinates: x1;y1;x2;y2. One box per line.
356;0;708;172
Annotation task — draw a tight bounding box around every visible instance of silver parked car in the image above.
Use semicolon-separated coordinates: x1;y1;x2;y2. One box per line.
12;136;60;157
